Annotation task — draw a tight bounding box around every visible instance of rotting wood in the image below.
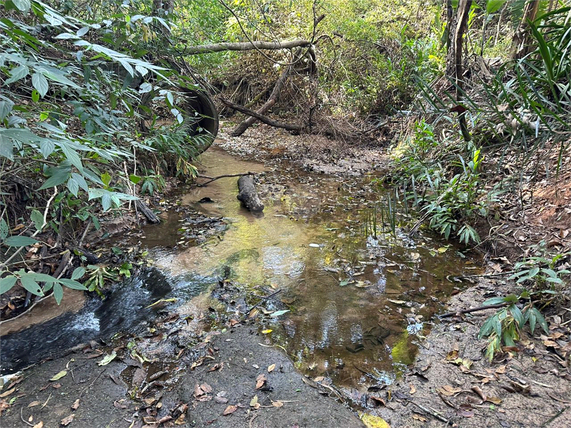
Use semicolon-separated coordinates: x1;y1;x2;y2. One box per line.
219;98;304;133
237;175;264;212
185;40;312;55
136;199;160;224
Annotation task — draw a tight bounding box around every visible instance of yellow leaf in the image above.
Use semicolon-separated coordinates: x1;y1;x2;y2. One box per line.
261;329;272;334
268;364;276;373
360;413;391;428
50;370;67;381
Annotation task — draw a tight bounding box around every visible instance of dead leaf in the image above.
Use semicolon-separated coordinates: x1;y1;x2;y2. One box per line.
71;399;80;410
267;364;276;373
446;350;459;361
114;400;127;409
360;413;391;428
486;396;502;405
261;329;272;334
200;383;213;394
174;413;186;425
369;396;386;407
215;392;228;404
409;384;416;395
255;374;267;390
272;400;284;408
412;414;427;422
194;384;205;398
223;405;238;416
52;383;62;389
61;414;75;426
143;397;156;406
471;385;486;401
208;363;222;372
28;401;41;408
438;385;461;396
32;422;44;428
50;370;67;382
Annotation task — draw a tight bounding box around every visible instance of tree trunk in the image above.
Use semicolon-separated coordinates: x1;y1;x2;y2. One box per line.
186;40;311;55
512;0;541;59
454;0;472;142
237;175;264;212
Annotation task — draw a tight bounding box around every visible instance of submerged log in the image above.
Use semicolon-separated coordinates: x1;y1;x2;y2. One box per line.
237;175;264;212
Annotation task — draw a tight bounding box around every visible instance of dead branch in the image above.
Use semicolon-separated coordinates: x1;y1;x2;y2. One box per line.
219;97;304;133
231;53;297;136
186;40;312;55
454;0;472;142
197;172;254;187
439;302;509;319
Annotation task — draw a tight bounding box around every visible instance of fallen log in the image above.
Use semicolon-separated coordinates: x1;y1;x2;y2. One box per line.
185;40;311;55
136;199;160;224
237;175;264;212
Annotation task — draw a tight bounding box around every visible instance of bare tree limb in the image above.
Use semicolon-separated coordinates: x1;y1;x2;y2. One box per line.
219;97;304;133
186;40;312;55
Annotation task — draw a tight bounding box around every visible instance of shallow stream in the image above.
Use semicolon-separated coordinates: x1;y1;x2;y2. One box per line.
1;147;478;391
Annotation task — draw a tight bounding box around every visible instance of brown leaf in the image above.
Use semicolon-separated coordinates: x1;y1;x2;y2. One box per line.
255;374;267;390
61;414;75;426
438;385;461;396
412;414;427;422
194;384;205;398
174;413;186;425
272;400;284;408
267;364;276;373
409;384;416;395
28;401;41;408
32;422;44;428
0;388;16;398
369;396;386;407
445;350;459;361
486;396;502;405
223;405;238;416
113;400;127;409
71;399;80;410
200;383;213;394
208;363;222;372
471;386;486;401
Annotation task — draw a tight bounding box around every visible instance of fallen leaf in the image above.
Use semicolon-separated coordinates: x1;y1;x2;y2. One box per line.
215;392;228;404
412;414;427;422
223;405;237;416
194;384;205;398
28;401;41;408
32;422;44;428
71;399;80;410
446;350;459;361
143;397;156;406
250;395;260;409
261;329;272;334
208;363;222;372
267;364;276;373
409;384;416;395
270;310;290;318
360;413;391;428
174;413;185;425
200;383;213;394
50;371;67;382
313;376;324;382
486;396;502;405
61;414;75;426
52;383;62;389
272;400;284;408
255;374;267;390
97;351;117;366
438;385;461;396
369;396;386;407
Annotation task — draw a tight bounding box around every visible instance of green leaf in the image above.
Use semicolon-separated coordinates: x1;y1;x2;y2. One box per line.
67;177;79;196
129;174;142;185
71;173;89;192
101;172;112;187
270;310;290;318
0;134;14;160
509;304;524;327
53;282;64;304
0;276;18;294
486;0;505;14
32;72;49;97
532;307;549;334
479;315;496;338
59;278;87;290
3;236;38;247
0;100;14;120
5;65;29;85
31;209;45;232
39;165;72;190
12;0;32;12
71;267;85;280
39;140;55;158
20;275;44;296
483;296;506;305
59;143;83;172
0;219;9;240
528;310;537;334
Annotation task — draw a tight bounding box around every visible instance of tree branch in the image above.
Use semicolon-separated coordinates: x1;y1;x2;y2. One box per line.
186;40;312;55
219;98;304;133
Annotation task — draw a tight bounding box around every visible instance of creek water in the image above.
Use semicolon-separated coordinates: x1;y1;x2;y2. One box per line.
1;147;478;391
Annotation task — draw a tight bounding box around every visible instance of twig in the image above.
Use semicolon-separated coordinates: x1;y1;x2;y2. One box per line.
541;406;567;427
41;393;52;409
439;302;509;319
240;289;282;321
408;400;449;423
446;271;515;281
197;172;254;187
20;407;34;426
79;369;106;398
0;187;57;270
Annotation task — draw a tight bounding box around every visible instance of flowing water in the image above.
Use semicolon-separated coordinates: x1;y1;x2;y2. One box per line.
1;147;478;391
